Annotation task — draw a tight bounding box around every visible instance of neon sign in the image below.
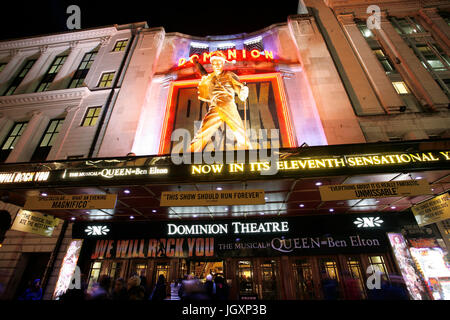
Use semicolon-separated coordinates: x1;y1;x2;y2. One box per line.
177;49;274;67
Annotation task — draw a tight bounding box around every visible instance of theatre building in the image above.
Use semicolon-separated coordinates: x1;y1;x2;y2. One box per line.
0;0;450;300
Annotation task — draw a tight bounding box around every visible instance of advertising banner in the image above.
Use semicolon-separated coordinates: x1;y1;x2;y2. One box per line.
11;209;61;237
24;194;117;210
319;180;432;201
160;190;265;206
411;193;450;227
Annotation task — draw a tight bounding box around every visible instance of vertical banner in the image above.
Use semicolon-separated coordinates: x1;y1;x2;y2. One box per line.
53;239;83;300
387;233;430;300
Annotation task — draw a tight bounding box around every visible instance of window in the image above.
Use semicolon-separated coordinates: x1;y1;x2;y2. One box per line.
3;59;36;96
30;118;64;161
416;44;447;71
35;55;67;92
373;48;395;73
367;255;389;275
68;51;98;88
0;62;6;73
97;72;115;88
112;40;128;52
392;17;425;35
82;107;102;126
0;122;28;162
88;262;102;290
357;23;374;39
392;81;410;94
244;37;264;52
189;42;209;57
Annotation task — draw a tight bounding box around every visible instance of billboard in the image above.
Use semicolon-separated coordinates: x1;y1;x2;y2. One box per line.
159;73;296;155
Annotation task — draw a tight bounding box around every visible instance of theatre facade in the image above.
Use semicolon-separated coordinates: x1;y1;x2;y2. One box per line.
0;0;449;300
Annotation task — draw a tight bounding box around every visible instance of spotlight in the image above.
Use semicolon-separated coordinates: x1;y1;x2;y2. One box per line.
41;193;48;197
329;208;334;212
216;187;223;191
299;204;305;208
315;182;322;186
130;216;135;219
124;189;131;194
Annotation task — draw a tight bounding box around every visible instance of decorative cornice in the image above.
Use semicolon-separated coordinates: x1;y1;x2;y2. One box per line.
65;105;81;113
0;87;90;107
0;27;118;52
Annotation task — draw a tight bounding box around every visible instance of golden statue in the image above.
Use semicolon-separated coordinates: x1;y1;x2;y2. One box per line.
188;51;251;153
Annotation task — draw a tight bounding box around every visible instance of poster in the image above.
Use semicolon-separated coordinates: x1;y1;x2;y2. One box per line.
160;74;295;154
11;209;60;237
412;193;450;227
388;233;430;300
319;180;432;201
160;190;265;206
24;194;117;210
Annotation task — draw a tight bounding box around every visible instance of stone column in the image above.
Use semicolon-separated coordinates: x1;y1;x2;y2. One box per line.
338;14;404;113
0;49;28;92
14;46;54;94
374;14;448;110
46;105;81;160
48;41;84;90
303;0;385;116
0;113;13;144
6;110;49;163
419;8;450;52
287;14;366;145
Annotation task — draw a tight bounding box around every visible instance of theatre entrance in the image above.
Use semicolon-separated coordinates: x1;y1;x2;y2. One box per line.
291;254;393;300
232;258;282;300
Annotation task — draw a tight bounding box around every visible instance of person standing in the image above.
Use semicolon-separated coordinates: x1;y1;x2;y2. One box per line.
149;274;167;301
18;279;42;300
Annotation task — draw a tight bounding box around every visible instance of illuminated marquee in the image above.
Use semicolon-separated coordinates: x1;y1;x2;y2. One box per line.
0;171;49;183
190;151;450;174
177;49;274;68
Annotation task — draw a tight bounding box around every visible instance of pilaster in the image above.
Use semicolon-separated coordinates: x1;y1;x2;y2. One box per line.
6;110;49;163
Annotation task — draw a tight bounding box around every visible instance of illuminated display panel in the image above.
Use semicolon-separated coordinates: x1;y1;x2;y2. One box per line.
159;73;296;155
53;239;83;299
387;233;430;300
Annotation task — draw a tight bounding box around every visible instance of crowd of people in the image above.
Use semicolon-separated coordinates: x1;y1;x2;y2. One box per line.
55;272;230;301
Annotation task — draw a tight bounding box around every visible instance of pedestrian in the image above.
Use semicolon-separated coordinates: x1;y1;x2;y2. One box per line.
204;274;215;300
111;278;128;300
89;275;111;300
214;275;229;301
149;274;167;301
59;273;88;301
342;272;362;300
321;272;339;300
127;275;145;300
18;279;43;300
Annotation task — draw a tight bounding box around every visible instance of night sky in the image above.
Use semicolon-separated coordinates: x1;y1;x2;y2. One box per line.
1;0;299;41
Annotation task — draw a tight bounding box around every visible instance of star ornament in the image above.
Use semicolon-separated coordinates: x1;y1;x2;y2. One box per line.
84;225;110;235
354;217;384;228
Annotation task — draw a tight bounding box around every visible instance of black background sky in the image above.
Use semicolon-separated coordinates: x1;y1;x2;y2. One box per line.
0;0;299;41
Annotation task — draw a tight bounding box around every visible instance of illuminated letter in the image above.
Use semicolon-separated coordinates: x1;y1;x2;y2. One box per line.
242;49;247;59
251;49;261;58
192;165;202;175
264;50;273;60
202;52;212;63
189;54;200;63
178;58;186;67
227;49;237;60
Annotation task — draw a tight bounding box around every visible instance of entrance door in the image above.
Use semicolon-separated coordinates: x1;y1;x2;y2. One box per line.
258;259;280;300
11;252;51;300
318;256;343;300
237;260;257;299
292;257;318;300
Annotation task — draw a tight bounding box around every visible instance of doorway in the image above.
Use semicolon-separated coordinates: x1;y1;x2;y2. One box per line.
11;252;51;300
234;258;282;300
